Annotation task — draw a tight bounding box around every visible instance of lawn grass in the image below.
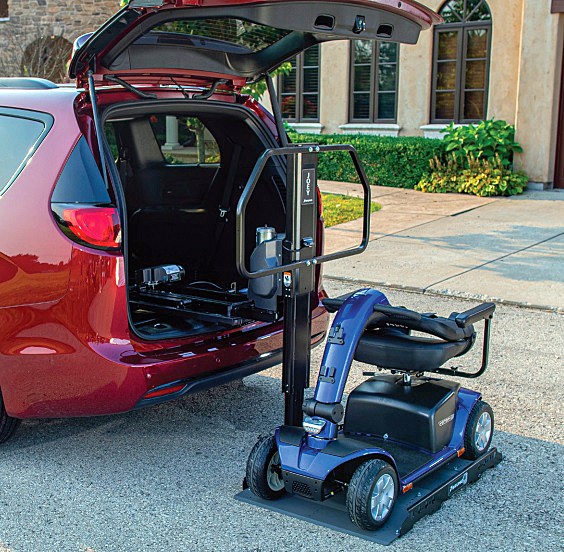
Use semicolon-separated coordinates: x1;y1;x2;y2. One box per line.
321;193;381;228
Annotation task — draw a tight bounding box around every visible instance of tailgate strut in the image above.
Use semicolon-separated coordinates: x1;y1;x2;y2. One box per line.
265;73;288;147
87;70;109;189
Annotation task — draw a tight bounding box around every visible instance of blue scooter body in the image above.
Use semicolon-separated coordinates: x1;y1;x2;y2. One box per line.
275;289;482;496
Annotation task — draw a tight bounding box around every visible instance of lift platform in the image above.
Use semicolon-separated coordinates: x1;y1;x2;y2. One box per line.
237;448;501;545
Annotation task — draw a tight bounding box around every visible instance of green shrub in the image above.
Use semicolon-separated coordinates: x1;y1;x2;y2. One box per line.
289;132;446;189
442;119;523;168
416;119;528;197
416;156;527;197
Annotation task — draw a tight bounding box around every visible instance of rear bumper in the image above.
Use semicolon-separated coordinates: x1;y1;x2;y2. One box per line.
2;303;327;418
134;349;283;409
134;325;327;409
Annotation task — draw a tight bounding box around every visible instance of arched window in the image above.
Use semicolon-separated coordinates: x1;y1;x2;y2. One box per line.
0;0;8;19
21;37;73;83
431;0;492;123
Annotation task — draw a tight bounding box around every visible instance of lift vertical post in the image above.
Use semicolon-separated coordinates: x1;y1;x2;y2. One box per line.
235;144;371;426
282;149;318;427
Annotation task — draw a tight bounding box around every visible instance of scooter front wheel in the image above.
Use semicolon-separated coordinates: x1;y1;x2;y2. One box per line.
347;459;398;530
246;434;286;500
464;400;494;460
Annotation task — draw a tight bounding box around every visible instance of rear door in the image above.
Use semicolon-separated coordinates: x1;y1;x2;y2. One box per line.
70;0;441;88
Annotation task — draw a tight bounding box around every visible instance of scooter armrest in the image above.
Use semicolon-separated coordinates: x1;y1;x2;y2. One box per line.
455;302;496;328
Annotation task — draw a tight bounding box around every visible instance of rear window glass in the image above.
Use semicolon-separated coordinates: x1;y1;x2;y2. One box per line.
152;18;291;53
51;137;112;203
149;115;220;165
0;114;46;193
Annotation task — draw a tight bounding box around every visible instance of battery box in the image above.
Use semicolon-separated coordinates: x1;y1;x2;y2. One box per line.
343;375;460;453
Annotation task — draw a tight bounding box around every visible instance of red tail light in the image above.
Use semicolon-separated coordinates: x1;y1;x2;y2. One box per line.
62;207;121;250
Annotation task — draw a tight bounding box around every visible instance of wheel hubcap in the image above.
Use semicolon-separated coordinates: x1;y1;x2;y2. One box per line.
474;411;492;452
370;473;395;522
267;451;284;492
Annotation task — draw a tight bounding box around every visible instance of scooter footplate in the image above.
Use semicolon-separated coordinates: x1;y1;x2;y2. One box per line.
235;447;501;545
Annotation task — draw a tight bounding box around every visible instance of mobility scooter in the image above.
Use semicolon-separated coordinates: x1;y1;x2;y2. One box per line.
245;288;497;532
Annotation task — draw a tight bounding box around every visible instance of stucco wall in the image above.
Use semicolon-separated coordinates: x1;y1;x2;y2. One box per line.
396;28;434;135
316;0;563;184
315;0;528;136
394;0;525;134
486;0;524;124
514;1;564;183
319;41;350;134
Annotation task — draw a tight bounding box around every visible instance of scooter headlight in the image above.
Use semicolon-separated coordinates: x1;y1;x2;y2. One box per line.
303;416;326;435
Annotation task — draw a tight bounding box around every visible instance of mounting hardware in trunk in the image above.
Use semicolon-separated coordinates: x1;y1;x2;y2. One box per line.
135;264;186;288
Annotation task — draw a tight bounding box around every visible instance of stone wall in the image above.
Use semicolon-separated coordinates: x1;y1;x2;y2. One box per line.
0;0;117;79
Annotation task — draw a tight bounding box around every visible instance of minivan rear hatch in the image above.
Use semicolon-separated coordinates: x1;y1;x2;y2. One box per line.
69;0;441;89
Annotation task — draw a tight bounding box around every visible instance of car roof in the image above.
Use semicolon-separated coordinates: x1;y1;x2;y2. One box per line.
0;86;79;117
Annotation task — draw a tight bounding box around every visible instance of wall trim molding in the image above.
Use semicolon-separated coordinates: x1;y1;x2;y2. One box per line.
338;123;401;137
287;122;324;135
420;123;466;139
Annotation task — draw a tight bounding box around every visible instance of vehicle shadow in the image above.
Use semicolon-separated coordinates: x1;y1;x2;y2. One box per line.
6;375;284;453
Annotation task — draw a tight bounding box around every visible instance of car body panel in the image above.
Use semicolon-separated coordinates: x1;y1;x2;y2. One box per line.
0;86;329;419
0;90;80;308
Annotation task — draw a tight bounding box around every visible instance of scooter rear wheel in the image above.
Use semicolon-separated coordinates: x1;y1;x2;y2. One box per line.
347;459;398;530
246;434;286;500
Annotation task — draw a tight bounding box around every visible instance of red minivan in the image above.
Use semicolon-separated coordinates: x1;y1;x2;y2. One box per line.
0;0;439;443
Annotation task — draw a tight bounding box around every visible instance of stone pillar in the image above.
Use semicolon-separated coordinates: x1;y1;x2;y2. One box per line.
514;1;564;186
162;116;180;150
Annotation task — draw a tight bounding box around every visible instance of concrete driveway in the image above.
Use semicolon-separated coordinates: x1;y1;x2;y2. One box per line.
321;184;564;312
0;280;561;552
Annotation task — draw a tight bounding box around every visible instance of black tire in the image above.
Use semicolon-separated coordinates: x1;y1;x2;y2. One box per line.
0;390;20;444
463;400;494;460
246;435;286;500
346;459;398;530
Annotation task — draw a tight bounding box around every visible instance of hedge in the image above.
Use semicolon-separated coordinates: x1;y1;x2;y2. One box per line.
288;132;446;189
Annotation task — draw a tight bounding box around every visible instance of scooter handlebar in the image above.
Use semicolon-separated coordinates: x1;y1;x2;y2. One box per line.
372;304;422;321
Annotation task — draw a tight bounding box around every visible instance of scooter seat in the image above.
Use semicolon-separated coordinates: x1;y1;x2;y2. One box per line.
354;329;474;372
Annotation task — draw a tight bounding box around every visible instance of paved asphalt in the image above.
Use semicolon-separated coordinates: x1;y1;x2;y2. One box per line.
0;279;562;552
